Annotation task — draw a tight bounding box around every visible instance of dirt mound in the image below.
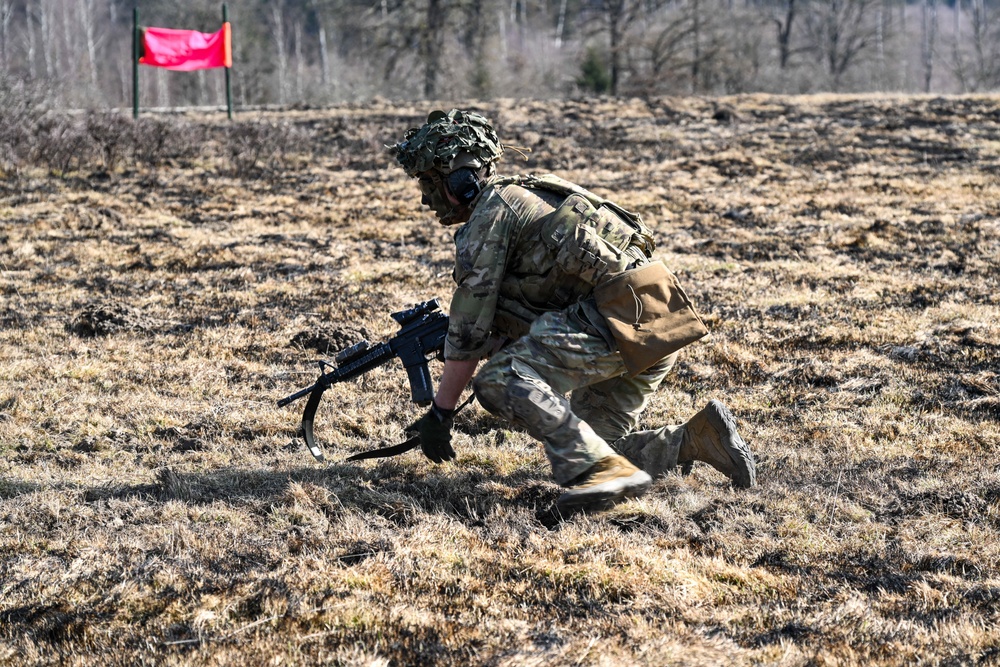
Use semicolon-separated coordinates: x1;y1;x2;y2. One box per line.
68;299;152;337
289;324;371;356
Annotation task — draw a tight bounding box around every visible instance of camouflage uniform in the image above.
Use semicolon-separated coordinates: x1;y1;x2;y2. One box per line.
446;178;684;484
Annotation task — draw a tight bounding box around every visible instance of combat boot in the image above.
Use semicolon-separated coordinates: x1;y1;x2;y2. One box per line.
557;455;652;514
678;400;756;488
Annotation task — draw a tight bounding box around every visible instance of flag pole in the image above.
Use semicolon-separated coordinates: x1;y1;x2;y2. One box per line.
132;7;140;119
223;3;233;120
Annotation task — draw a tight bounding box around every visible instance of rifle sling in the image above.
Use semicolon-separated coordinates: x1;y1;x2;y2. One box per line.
342;394;476;463
343;435;421;462
300;384;328;463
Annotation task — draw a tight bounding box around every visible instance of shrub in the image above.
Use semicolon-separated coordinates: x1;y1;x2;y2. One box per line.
33;116;95;176
86;112;135;172
224;119;310;178
0;76;47;176
130;117;207;167
129;117;175;167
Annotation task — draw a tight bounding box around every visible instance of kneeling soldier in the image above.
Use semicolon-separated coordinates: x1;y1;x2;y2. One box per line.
390;109;757;514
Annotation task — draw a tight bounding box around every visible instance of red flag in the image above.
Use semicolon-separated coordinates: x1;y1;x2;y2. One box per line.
140;22;232;71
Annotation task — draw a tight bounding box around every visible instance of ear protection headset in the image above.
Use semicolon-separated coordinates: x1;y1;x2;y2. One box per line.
446;168;482;206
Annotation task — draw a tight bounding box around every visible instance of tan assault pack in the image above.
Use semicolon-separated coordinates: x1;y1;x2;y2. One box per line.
497;173;709;376
594;261;709;376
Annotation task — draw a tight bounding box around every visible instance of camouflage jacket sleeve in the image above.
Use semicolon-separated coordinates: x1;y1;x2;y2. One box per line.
444;189;519;361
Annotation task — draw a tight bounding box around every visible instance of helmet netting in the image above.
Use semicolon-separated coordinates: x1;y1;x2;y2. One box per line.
389;109;504;177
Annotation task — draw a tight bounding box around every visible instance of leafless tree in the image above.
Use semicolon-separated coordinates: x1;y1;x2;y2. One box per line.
774;0;797;69
270;3;289;104
311;0;332;87
946;0;1000;91
79;0;104;90
967;0;997;88
921;0;937;92
635;8;696;92
801;0;880;90
0;0;14;69
24;2;37;80
626;0;759;96
555;0;568;48
37;0;57;82
585;0;644;96
422;0;448;98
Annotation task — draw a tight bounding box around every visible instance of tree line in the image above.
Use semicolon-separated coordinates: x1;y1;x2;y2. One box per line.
1;0;999;111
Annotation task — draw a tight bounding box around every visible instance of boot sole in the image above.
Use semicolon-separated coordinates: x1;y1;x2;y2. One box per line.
704;400;757;488
556;470;653;513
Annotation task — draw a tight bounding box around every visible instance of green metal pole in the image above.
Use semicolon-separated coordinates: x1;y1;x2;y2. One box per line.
223;3;233;120
132;7;139;119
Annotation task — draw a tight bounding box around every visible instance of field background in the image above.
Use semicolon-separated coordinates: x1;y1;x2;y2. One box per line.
1;95;999;666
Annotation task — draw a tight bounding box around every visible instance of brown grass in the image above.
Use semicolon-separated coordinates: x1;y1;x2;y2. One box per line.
1;95;999;666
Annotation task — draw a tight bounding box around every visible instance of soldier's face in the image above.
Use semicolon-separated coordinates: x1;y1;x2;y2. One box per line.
417;172;467;225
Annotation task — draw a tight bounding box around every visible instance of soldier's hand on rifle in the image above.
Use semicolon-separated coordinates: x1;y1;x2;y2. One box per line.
408;402;456;463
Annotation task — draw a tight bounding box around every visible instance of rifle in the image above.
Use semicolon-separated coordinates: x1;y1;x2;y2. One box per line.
277;299;449;462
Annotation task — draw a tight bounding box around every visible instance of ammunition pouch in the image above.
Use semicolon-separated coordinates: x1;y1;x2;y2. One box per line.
541;192;653;286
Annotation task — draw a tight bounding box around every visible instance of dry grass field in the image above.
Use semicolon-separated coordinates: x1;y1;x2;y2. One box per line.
1;94;999;666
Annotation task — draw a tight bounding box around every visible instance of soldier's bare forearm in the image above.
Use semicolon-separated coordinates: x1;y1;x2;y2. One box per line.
435;358;479;410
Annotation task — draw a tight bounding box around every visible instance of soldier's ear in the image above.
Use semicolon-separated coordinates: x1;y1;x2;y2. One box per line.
446;168;481;206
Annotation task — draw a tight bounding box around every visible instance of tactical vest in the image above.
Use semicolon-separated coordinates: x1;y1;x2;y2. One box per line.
489;173;656;287
484;174;707;374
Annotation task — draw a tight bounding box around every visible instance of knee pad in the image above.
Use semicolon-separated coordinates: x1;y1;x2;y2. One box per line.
509;383;569;436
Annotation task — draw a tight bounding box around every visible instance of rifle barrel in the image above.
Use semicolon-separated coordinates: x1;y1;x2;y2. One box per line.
277;342;397;409
277;383;318;408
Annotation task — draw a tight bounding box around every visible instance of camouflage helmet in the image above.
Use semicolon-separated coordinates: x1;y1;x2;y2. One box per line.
390;109;504;177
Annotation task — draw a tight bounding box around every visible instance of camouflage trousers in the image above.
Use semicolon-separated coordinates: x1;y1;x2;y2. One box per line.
472;301;685;485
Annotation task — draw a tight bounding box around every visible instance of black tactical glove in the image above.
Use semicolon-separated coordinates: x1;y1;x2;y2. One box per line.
408;402;456;463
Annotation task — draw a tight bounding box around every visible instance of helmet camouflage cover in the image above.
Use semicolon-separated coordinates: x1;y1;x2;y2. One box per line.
390;109;504;177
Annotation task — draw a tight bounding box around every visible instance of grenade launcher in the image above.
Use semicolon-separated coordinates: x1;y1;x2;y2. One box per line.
277;299;448;462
